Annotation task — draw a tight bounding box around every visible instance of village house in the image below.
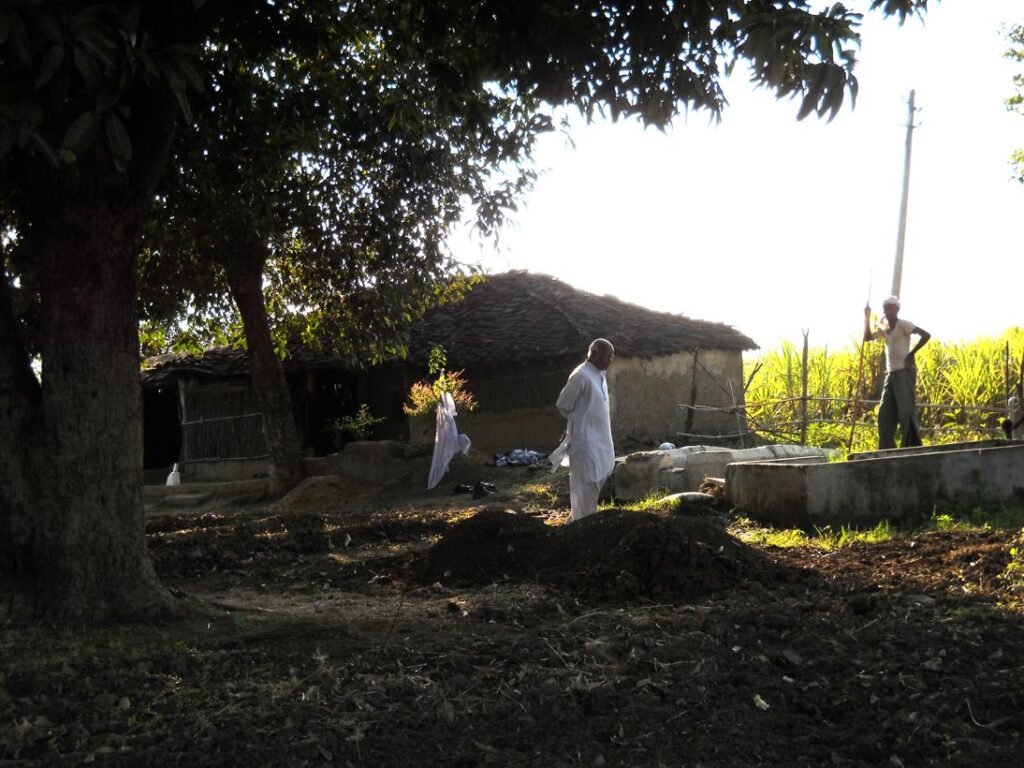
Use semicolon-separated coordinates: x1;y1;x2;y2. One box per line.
141;271;756;478
394;271;757;454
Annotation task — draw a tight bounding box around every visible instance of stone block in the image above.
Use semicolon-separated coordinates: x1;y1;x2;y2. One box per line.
662;444;731;468
613;451;674;501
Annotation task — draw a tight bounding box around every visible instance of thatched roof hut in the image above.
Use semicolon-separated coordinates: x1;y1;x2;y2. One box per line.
407;270;755;366
141;271;758;478
400;271;757;453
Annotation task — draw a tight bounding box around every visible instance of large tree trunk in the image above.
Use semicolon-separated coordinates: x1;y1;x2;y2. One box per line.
0;197;177;622
0;86;182;622
224;243;305;495
0;266;41;608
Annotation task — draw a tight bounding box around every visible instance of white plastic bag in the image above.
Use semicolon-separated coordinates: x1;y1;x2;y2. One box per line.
165;462;181;486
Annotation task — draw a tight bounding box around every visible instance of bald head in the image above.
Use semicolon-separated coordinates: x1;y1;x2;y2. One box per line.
587;338;614;370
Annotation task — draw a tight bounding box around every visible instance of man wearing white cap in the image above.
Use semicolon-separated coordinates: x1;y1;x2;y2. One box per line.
863;296;931;449
551;339;615;523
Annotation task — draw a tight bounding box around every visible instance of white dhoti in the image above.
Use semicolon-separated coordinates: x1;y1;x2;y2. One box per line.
568;473;602;522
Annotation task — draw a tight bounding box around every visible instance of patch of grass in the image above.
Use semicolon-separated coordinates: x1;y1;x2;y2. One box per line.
728;517;813;548
838;520;896;545
519;481;562;510
729;517;896;549
924;503;1024;532
732;505;1024;551
604;491;669;513
1000;531;1024;589
928;513;965;532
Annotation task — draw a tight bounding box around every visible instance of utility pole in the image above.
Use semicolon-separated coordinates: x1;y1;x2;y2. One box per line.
891;89;917;298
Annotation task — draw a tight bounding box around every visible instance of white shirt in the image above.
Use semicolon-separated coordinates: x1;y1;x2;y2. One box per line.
553;361;615;483
872;318;917;371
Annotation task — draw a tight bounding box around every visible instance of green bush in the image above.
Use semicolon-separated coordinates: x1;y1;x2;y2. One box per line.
323;404;386;451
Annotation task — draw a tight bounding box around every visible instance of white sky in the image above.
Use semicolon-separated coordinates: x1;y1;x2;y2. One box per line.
449;1;1024;352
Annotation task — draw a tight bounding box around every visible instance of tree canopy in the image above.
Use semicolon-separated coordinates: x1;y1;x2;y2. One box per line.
139;2;546;362
0;0;931;622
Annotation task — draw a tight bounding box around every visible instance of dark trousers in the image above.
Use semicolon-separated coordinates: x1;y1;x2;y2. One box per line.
878;368;922;449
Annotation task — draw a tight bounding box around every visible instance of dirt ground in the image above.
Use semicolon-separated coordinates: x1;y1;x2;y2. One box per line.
3;462;1024;767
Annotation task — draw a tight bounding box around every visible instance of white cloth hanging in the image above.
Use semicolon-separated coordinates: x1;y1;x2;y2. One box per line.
427;392;472;489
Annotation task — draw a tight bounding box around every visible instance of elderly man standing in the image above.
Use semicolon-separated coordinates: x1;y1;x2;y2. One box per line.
552;338;615;523
863;296;931;449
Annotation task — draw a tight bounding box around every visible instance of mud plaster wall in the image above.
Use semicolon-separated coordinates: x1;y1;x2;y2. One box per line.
409;350;746;454
608;349;745;446
410;406;567;456
405;356;579;455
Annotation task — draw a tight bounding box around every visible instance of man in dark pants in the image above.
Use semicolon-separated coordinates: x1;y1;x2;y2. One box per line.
863;296;931;449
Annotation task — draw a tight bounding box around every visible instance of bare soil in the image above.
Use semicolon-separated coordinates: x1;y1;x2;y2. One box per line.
3;464;1023;767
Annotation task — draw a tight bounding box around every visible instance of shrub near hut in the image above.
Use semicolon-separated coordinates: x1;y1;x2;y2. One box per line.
404;347;478;445
323;404;386;452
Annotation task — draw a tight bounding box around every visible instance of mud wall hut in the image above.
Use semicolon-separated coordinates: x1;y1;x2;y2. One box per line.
398;271;757;454
141;271;757;479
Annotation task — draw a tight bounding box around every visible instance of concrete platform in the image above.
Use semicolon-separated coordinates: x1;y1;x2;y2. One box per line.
726;441;1024;530
847;439;1011;461
613;444;834;501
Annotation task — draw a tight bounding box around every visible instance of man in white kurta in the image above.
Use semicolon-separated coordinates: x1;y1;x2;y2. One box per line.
553;339;615;523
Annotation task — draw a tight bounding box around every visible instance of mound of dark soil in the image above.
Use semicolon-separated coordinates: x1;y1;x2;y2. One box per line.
414;508;550;584
553;510;770;602
415;508;775;602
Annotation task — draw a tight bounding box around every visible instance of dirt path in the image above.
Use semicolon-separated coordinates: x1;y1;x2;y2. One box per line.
3;467;1023;766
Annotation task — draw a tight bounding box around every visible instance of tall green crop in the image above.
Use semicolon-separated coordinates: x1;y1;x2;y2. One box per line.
744;328;1024;451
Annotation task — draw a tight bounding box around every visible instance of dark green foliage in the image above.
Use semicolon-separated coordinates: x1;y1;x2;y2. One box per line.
4;0;935;358
0;2;205;170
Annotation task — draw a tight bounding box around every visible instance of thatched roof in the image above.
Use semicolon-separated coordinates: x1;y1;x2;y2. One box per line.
408;271;756;367
141;271;756;383
141;345;347;386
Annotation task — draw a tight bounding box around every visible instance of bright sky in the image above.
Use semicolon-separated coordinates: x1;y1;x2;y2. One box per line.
450;2;1024;353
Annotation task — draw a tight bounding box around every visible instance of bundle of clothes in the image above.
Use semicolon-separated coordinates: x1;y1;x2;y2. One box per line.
493;449;546;467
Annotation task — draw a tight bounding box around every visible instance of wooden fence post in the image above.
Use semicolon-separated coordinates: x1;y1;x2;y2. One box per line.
1005;342;1010;403
684;348;699;438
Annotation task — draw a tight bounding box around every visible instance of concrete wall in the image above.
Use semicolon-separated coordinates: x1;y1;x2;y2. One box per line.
613;444;834;501
727;443;1024;530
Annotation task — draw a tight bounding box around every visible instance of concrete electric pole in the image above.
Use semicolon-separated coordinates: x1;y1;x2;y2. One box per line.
891;90;918;299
